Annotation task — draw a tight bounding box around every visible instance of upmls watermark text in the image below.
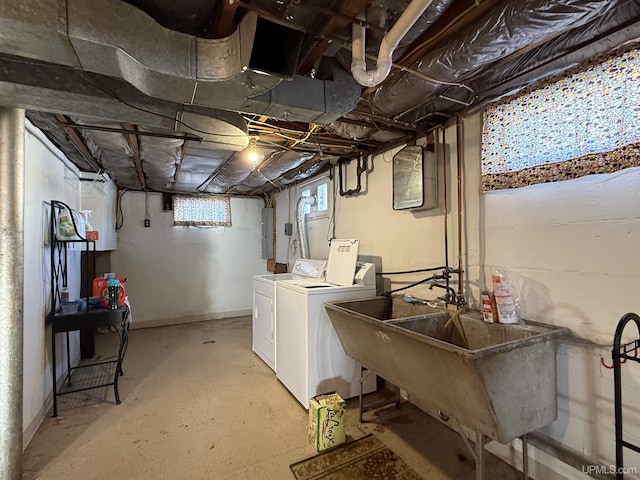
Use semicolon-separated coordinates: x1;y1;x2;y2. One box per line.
582;465;637;475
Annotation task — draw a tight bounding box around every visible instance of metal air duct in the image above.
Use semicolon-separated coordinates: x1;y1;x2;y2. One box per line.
0;0;362;126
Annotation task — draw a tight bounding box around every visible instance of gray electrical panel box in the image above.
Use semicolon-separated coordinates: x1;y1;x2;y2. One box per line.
421;149;438;210
261;208;274;259
392;146;438;211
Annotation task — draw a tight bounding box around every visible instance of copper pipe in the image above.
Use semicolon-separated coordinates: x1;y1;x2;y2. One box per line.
441;126;449;285
456;118;464;306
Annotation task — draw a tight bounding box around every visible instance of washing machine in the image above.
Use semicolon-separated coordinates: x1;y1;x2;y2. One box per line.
275;239;377;408
252;259;325;372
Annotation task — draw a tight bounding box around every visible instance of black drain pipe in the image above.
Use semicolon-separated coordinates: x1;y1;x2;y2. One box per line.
338;151;367;197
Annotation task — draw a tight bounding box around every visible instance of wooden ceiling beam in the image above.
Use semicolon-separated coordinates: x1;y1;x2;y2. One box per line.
216;0;239;38
122;123;147;191
297;0;369;75
171;139;190;190
54;114;103;173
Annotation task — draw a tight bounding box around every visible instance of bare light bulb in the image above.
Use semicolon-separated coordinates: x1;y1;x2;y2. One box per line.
248;139;259;164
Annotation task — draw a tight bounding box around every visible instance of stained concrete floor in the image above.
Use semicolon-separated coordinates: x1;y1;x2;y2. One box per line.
22;316;524;480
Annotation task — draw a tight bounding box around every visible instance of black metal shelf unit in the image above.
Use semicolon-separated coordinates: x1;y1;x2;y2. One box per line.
612;312;640;479
48;200;129;417
48;200;96;322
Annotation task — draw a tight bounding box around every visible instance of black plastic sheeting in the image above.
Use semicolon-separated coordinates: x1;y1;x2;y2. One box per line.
369;0;629;118
333;0;455;78
469;3;640;109
363;0;457;59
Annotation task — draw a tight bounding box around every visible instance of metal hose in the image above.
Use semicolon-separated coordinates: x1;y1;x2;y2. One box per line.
296;195;316;259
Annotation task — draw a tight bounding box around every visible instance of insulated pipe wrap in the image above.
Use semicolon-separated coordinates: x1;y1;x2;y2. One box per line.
0;108;25;480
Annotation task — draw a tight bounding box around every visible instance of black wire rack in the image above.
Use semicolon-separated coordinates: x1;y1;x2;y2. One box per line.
609;313;640;479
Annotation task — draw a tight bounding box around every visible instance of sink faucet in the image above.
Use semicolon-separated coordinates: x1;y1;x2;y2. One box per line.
428;283;458;304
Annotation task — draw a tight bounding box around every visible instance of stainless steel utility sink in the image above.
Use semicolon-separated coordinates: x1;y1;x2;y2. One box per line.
325;296;570;443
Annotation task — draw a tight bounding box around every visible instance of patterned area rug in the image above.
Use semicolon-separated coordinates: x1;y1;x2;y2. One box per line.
290;434;424;480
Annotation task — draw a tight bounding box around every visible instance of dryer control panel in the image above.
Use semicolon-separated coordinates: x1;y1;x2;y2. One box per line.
354;262;375;286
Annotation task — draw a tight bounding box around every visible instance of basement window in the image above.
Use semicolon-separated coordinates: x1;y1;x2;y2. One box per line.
481;44;640;191
299;177;330;218
172;195;231;227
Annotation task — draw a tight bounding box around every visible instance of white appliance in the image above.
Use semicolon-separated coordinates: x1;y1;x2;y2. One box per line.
252;259;325;371
275;239;377;408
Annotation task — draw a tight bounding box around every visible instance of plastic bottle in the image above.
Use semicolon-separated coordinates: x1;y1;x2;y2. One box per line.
81;210;93;231
480;289;497;323
107;278;121;309
491;273;518;324
56;211;77;240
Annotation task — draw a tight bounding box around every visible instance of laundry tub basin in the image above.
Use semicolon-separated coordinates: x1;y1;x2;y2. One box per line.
324;296;569;443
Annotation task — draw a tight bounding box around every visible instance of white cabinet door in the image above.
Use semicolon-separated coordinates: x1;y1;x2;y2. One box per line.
253;291;275;371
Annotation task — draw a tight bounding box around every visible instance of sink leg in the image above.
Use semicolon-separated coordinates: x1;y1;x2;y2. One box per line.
392;383;401;407
476;431;485;480
359;366;365;423
358;367;402;423
522;434;529;480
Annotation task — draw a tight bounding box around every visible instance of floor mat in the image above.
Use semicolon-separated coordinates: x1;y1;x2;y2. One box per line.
290;434;424;480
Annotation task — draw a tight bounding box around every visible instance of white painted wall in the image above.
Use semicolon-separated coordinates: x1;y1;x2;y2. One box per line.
274;112;640;478
111;192;266;328
462;112;640;479
276;145;450;299
22;121;83;447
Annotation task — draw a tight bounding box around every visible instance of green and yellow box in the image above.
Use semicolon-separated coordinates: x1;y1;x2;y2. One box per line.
308;393;346;452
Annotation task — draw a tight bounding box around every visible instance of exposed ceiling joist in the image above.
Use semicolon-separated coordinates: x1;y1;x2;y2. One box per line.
171;140;190;190
54;114;103;173
297;0;370;74
216;0;239;38
3;0;635;197
122;123;147;191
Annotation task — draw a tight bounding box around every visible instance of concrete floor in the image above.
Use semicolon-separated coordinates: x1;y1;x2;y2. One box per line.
22;316;524;480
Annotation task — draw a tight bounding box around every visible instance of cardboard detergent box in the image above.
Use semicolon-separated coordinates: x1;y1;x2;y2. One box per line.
308;393;346;452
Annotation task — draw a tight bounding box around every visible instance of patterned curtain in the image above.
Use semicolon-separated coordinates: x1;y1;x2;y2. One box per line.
173;195;232;227
482;44;640;191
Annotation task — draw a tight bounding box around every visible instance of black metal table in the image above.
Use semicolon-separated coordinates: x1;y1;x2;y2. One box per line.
50;306;130;417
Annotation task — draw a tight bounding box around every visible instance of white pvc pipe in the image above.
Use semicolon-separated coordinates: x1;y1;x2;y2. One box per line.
351;0;434;87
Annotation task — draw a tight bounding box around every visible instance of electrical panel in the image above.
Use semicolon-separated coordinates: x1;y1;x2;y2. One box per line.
421;149;438;210
262;208;274;259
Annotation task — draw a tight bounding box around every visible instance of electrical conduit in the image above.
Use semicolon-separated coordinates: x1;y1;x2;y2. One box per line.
351;0;434;87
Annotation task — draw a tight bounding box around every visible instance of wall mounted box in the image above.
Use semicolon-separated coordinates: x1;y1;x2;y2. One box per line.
392;146;438;211
262;207;274;259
